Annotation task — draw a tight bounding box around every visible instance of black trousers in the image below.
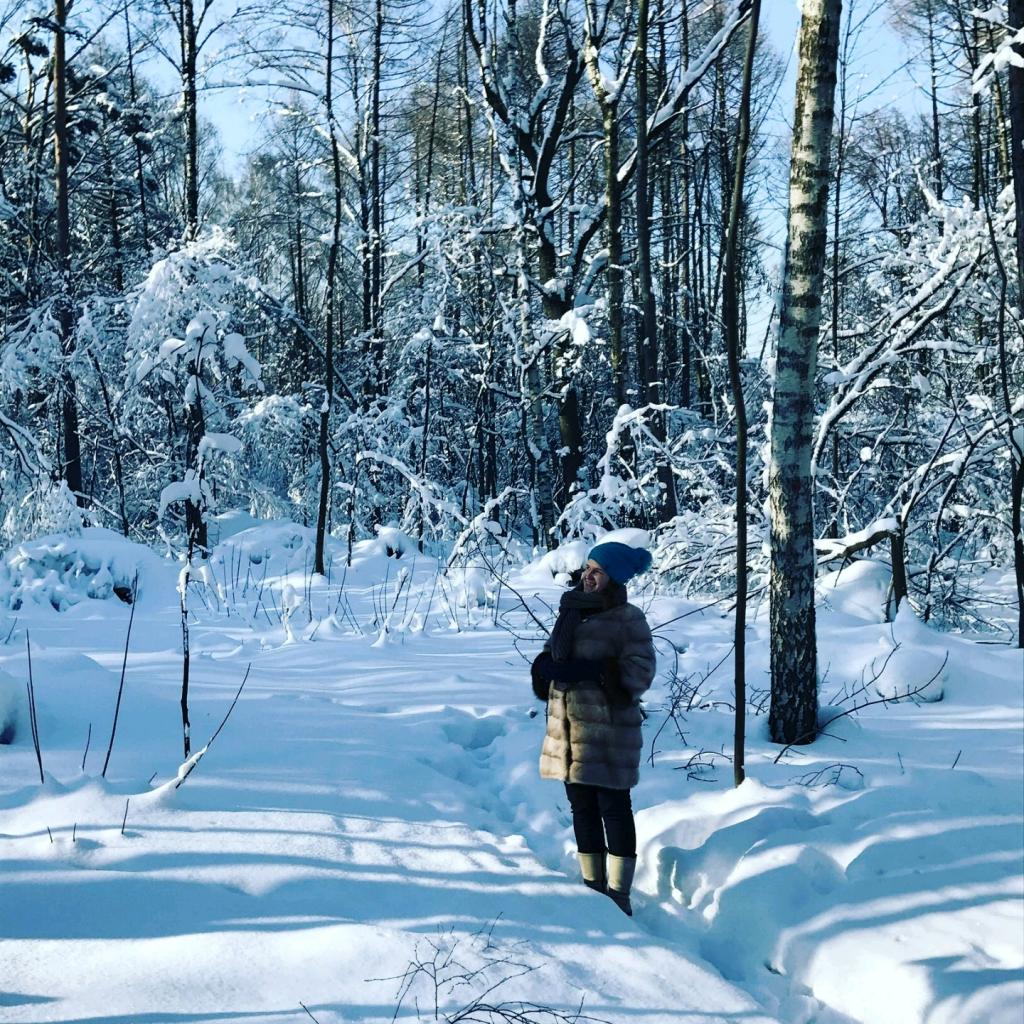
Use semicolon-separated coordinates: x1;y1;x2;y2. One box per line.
564;782;636;858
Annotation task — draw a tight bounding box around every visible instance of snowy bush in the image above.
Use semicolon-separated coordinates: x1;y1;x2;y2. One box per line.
0;529;162;612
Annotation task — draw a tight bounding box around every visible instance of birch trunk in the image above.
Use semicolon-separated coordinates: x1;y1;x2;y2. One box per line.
180;0;200;239
768;0;842;746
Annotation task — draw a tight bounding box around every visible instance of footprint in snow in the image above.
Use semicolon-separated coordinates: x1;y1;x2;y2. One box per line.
440;714;506;753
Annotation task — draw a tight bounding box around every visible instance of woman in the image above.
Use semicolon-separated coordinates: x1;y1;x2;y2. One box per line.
531;541;657;915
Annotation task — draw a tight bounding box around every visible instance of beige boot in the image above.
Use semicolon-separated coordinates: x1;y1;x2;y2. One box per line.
606;854;636;916
577;851;606;893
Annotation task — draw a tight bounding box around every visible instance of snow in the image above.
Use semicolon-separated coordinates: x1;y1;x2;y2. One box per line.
159;476;202;518
870;605;949;702
0;528;163;612
0;519;1021;1024
199;431;244;456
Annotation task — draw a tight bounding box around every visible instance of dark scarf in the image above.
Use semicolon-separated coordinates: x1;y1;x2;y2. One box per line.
549;582;627;662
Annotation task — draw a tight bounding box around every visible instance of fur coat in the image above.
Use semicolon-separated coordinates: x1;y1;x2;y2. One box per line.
538;601;656;790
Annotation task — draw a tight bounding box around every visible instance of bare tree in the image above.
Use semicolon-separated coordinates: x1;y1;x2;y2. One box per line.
768;0;842;746
1007;0;1024;646
722;0;760;782
52;0;84;505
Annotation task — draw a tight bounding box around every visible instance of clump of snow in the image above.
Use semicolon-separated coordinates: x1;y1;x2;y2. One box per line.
872;604;948;702
214;520;334;571
446;566;491;608
0;529;163;611
208;509;264;545
524;538;589;582
374;524;415;559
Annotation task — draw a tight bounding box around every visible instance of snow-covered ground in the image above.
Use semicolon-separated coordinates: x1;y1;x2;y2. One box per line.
1;521;1021;1024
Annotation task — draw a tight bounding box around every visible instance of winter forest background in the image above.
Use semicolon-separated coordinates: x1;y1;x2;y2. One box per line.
1;3;1023;1023
1;0;1019;648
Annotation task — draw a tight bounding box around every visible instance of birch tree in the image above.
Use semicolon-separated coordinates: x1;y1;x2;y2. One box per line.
768;0;842;746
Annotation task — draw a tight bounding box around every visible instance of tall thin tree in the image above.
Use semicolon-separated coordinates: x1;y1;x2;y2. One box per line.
1005;0;1024;646
768;0;842;745
315;0;344;577
722;0;761;783
53;0;84;505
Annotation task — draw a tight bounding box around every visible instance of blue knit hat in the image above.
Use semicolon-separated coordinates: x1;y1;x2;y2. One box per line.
587;542;653;584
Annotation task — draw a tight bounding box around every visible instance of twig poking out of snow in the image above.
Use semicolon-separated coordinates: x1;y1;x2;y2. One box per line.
26;631;43;783
370;924;607;1024
156;664;251;792
102;572;138;778
792;763;865;790
773;651;950;764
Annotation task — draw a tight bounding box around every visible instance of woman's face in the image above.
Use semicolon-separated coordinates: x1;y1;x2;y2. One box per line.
581;559;610;594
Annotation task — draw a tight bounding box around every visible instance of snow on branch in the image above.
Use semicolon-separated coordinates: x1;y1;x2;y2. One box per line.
355;451;468;528
815;518;899;564
618;0;750;184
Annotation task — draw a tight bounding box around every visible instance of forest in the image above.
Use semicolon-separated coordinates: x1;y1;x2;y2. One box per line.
0;0;1021;650
1;4;1023;1023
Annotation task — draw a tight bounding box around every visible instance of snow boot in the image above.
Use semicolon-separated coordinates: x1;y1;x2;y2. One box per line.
578;851;606;893
606;854;636;916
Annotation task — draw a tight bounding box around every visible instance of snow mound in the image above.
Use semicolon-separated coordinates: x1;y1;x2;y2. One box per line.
0;529;163;612
446;565;491;608
818;558;891;623
872;605;948;702
373;524;416;559
212;520;322;569
522;539;589;583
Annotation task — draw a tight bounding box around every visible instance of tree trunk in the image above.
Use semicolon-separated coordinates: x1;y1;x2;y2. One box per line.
768;0;842;746
180;0;200;239
124;1;149;244
369;0;385;394
603;101;625;407
723;0;760;785
636;0;677;521
1005;0;1024;646
889;528;908;620
315;0;343;577
679;1;693;409
53;0;84;505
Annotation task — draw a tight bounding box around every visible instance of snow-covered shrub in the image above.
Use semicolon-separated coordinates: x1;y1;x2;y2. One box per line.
123;230;266;546
0;528;162;612
233;395;319;521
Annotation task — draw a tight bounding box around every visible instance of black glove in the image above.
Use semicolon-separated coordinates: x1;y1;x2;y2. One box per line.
531;651;603;689
599;657;633;709
530;654;551;702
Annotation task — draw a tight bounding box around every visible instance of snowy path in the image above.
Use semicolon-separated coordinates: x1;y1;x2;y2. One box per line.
1;530;1021;1024
1;587;779;1024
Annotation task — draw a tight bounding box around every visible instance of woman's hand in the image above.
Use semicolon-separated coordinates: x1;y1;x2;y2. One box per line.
533;651;603;685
